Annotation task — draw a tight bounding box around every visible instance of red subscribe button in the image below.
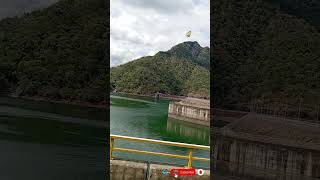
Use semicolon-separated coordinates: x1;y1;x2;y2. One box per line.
170;168;196;177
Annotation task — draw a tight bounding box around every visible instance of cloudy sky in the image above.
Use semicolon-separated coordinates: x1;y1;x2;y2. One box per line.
0;0;59;20
110;0;210;67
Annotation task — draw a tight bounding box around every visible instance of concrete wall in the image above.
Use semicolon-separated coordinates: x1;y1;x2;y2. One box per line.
213;136;320;180
168;103;210;126
166;118;210;145
110;159;210;180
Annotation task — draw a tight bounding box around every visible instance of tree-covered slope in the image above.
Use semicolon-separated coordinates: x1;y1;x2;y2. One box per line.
0;0;107;102
111;41;210;98
276;0;320;30
239;13;320;104
213;0;320;106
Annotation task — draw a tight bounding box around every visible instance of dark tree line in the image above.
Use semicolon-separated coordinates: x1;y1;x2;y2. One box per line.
212;0;320;108
0;0;107;103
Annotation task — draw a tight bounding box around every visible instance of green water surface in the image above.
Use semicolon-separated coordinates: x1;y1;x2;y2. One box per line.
0;96;107;180
110;94;210;168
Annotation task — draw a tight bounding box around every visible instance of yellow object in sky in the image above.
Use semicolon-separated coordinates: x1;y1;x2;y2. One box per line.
186;31;192;37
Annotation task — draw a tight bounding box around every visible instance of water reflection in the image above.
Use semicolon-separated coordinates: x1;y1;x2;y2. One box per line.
166;118;210;145
0;96;106;180
110;95;155;108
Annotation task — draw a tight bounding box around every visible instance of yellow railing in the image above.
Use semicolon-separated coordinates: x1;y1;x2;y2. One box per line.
110;134;210;168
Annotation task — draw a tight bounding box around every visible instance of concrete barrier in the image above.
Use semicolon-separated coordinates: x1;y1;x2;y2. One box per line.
110;159;210;180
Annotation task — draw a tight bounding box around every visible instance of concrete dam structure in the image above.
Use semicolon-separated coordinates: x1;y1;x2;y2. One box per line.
213;112;320;180
168;97;210;126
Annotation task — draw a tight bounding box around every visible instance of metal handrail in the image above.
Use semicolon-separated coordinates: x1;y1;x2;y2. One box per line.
110;134;210;168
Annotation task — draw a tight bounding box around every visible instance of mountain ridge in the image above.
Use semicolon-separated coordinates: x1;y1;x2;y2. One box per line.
111;41;210;99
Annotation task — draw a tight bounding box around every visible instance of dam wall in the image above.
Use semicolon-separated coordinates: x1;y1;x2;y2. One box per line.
168;98;210;126
212;113;320;180
213;136;320;180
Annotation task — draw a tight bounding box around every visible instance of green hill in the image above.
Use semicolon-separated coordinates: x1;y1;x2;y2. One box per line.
0;0;107;102
213;0;320;106
111;41;210;99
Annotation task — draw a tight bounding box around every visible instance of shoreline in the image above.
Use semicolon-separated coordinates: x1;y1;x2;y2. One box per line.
7;92;203;109
8;95;107;109
111;92;187;101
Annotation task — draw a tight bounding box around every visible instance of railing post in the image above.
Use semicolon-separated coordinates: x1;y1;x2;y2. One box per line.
187;149;193;168
110;137;114;160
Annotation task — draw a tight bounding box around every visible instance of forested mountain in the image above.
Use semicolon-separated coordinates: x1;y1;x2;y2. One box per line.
276;0;320;30
0;0;107;102
213;0;320;107
111;41;210;99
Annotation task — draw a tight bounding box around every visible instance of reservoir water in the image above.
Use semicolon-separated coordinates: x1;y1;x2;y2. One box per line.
0;94;210;179
110;94;210;168
0;96;107;180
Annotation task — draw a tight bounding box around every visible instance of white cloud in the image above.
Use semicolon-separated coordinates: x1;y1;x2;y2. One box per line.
111;0;210;67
